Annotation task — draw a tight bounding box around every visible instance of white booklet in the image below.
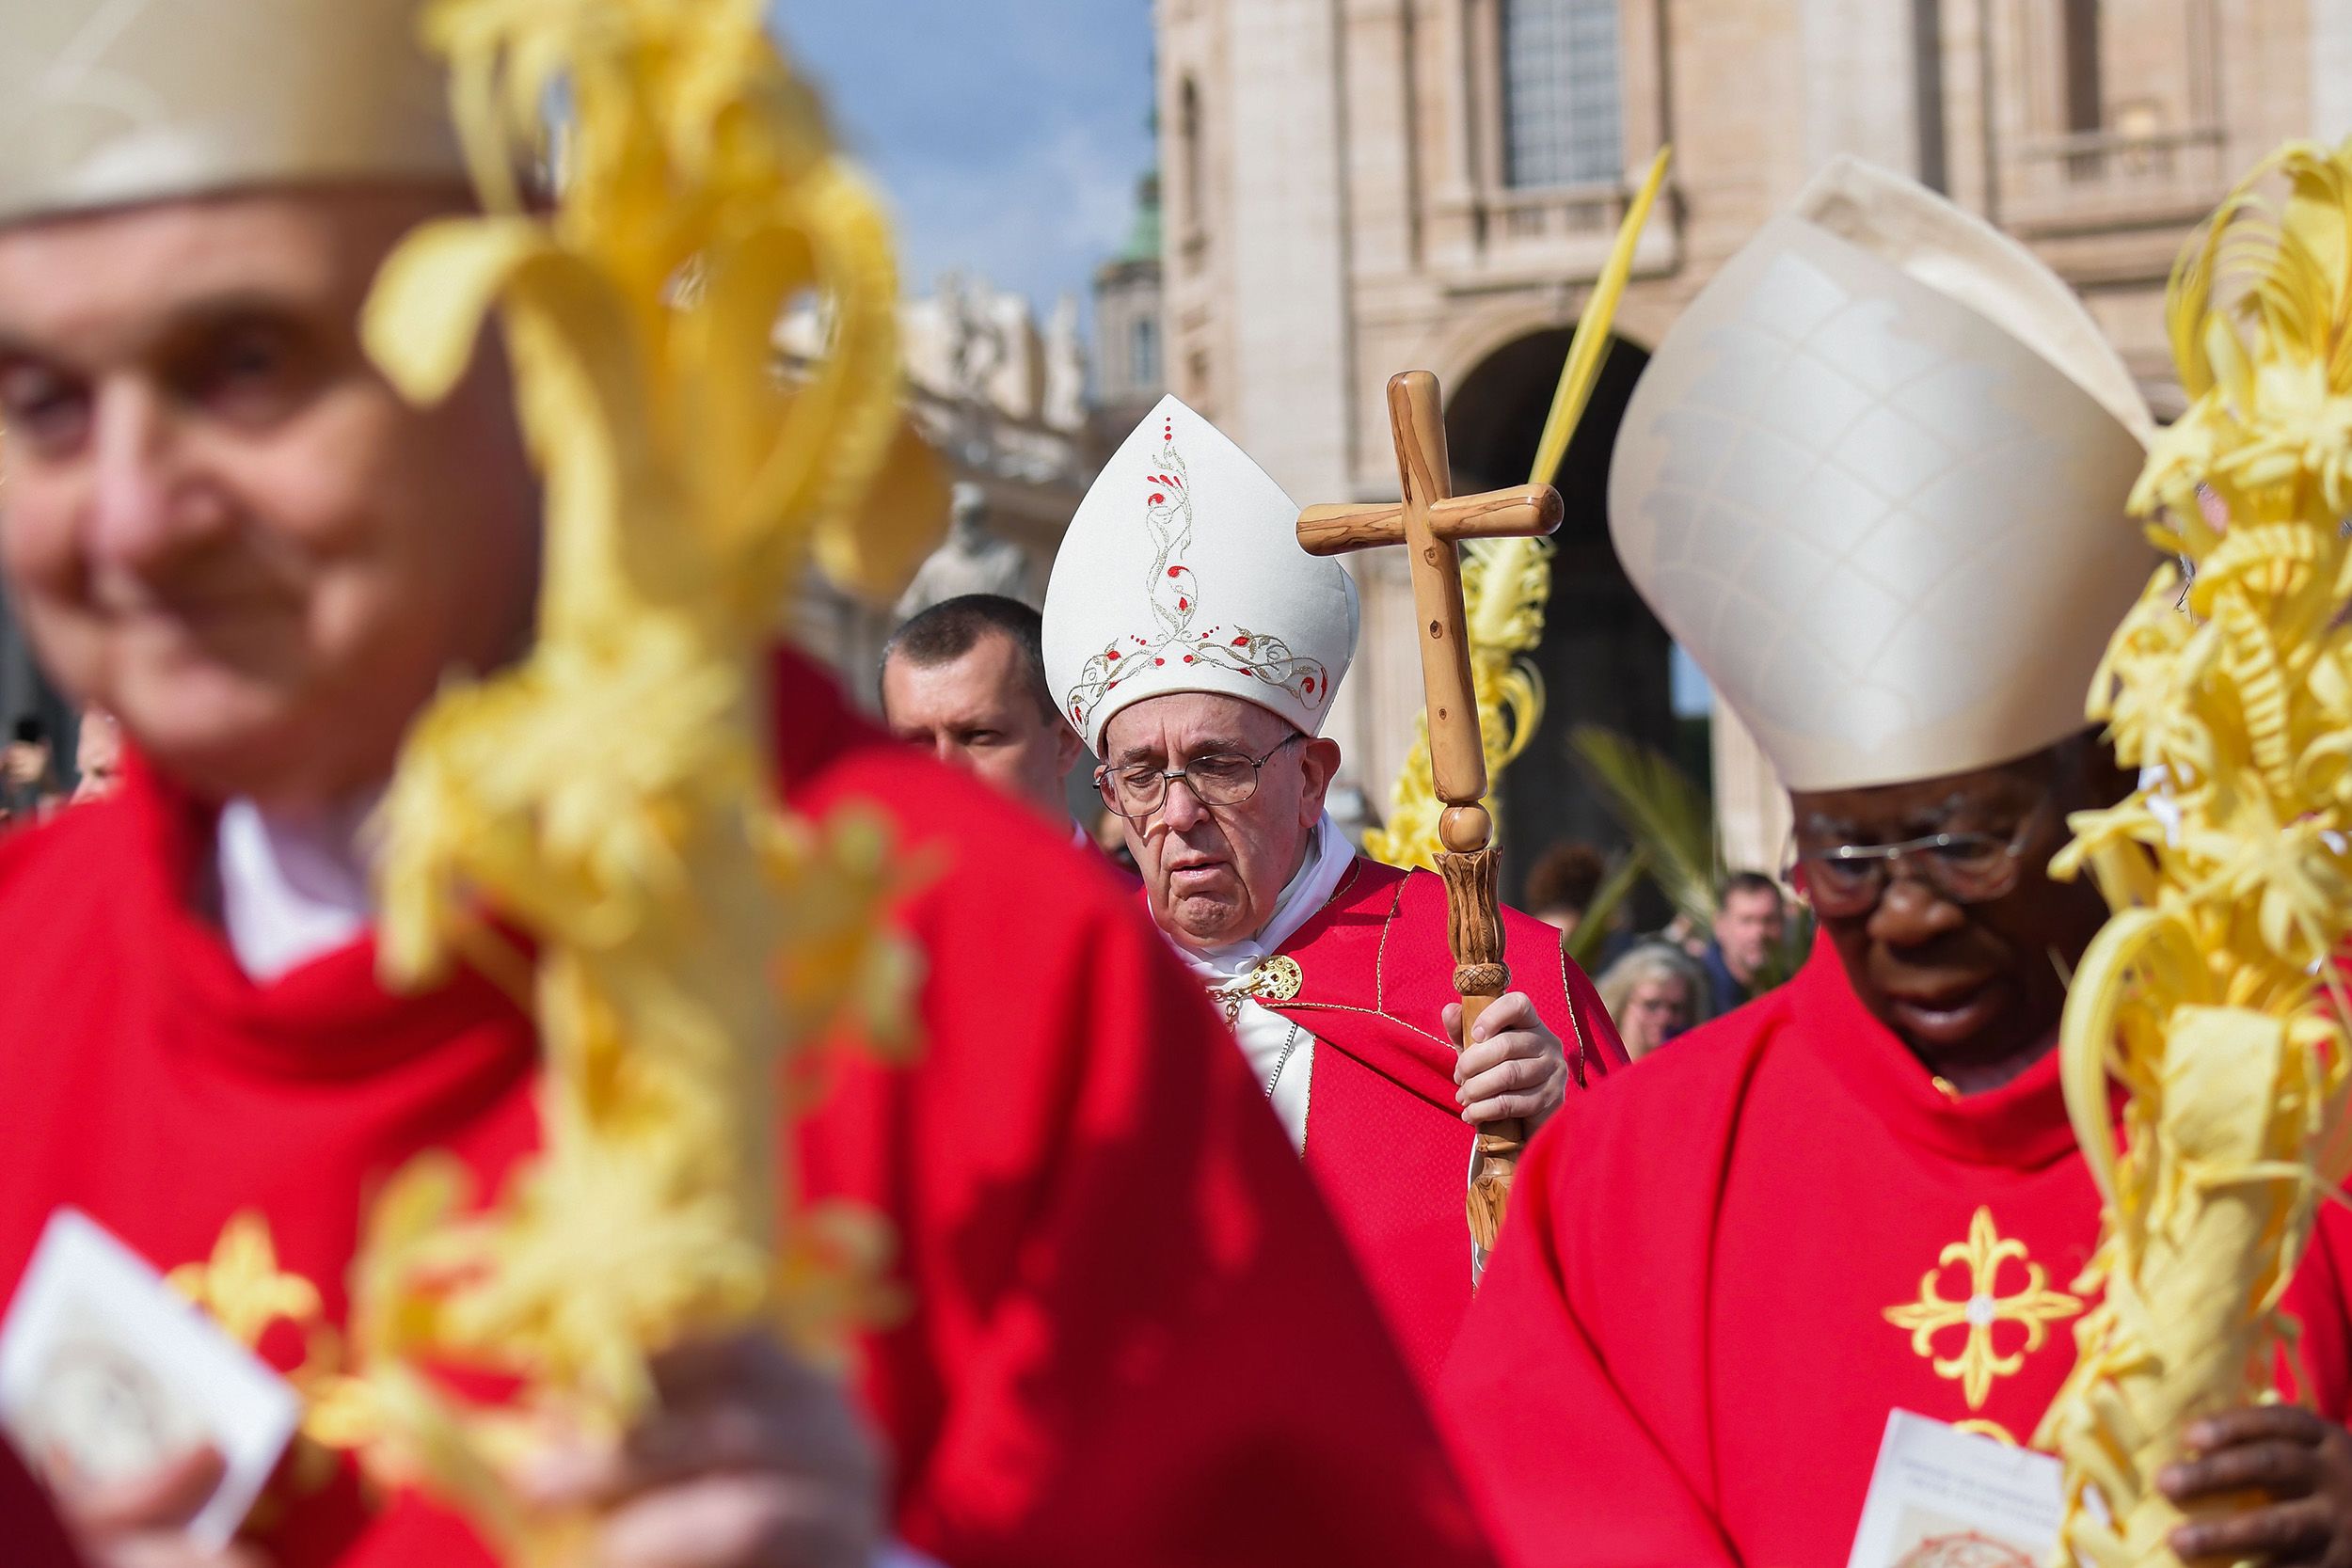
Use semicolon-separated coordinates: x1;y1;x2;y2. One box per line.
0;1209;299;1550
1847;1409;2065;1568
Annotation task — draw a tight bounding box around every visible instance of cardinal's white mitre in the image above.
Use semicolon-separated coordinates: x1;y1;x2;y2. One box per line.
0;0;463;228
1043;395;1359;752
1609;156;2157;793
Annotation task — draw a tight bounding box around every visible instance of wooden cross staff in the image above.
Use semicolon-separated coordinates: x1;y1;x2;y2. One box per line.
1297;369;1562;1255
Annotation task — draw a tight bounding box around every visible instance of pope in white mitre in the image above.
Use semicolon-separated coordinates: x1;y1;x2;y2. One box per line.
1043;394;1628;1392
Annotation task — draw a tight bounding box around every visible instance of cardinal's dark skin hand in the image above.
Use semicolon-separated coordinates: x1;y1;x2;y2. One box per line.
2162;1406;2352;1566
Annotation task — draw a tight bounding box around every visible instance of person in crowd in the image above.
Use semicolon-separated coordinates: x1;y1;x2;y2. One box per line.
1594;941;1710;1060
1702;868;1786;1014
3;717;61;821
1448;156;2352;1568
877;594;1086;835
1659;911;1708;959
1089;803;1140;875
0;6;1497;1566
69;706;121;804
1521;842;1605;936
1042;393;1624;1390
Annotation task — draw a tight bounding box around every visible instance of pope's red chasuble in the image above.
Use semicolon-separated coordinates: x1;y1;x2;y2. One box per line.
1255;858;1625;1386
0;651;1493;1568
1445;939;2352;1568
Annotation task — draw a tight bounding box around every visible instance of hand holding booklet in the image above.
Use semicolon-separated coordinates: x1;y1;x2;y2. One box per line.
1847;1410;2066;1568
0;1209;298;1550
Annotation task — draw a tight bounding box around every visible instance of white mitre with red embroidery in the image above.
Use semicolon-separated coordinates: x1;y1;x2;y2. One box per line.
0;0;462;228
1609;156;2158;792
1044;394;1359;752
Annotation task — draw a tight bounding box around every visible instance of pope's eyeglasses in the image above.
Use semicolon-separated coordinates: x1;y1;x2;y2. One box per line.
1096;734;1304;819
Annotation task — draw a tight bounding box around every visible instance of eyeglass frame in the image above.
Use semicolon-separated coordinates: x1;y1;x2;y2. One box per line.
1094;733;1306;819
1782;791;2060;917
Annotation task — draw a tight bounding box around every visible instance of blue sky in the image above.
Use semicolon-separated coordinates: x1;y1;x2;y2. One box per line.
775;3;1158;320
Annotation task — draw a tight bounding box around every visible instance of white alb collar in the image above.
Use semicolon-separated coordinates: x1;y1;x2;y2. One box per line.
1182;812;1356;980
216;792;378;982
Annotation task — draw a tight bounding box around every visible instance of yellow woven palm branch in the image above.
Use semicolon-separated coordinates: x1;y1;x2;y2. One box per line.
2033;140;2352;1566
322;1;945;1554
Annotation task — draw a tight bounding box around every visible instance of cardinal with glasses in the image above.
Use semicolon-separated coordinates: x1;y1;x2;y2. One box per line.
1041;395;1624;1393
1446;159;2352;1568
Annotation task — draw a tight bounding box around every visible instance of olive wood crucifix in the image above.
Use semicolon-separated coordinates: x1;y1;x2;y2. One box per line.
1295;369;1562;1256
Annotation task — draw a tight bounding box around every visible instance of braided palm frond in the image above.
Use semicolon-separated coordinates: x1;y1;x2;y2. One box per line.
334;1;943;1552
2035;140;2352;1567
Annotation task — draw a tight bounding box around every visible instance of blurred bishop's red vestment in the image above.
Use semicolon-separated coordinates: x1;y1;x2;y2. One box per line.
0;649;1493;1568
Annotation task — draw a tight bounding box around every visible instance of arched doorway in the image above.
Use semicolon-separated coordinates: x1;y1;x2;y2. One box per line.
1442;329;1689;916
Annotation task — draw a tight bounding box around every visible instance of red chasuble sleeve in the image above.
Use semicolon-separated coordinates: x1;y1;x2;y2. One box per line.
1441;998;1755;1568
1261;860;1624;1387
0;649;1492;1568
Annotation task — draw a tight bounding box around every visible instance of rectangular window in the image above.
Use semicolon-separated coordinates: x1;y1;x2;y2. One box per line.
2062;0;2103;132
1913;0;1947;192
1501;0;1623;189
1179;77;1205;230
1131;315;1160;387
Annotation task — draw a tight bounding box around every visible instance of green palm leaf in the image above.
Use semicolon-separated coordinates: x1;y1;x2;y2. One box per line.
1567;724;1721;931
1563;846;1648;969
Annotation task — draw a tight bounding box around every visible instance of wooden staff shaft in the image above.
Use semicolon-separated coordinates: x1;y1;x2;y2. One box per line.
1388;374;1486;808
1387;372;1523;1253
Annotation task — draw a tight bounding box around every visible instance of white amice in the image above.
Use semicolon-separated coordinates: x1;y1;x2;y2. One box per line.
1169;812;1357;1150
215;793;378;983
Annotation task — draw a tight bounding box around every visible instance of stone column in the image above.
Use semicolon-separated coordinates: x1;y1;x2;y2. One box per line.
1710;704;1790;882
2315;0;2352;141
1799;0;1920;176
1224;0;1372;782
1228;0;1355;500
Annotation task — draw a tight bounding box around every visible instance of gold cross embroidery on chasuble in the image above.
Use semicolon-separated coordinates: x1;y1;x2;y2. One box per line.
1882;1207;2083;1443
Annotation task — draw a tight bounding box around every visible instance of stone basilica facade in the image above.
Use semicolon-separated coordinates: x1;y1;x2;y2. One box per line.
1154;0;2352;876
787;274;1104;705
